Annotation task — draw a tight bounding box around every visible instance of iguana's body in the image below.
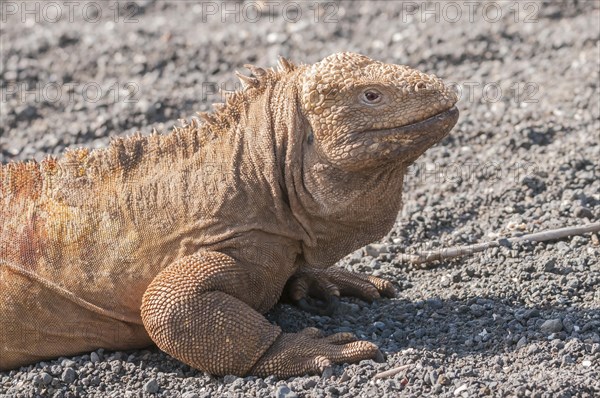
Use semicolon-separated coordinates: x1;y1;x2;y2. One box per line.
0;53;458;376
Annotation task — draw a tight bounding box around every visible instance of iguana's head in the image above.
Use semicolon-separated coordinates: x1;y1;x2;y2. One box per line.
299;52;458;171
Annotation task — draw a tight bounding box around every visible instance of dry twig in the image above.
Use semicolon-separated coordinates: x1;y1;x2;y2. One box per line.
372;363;411;380
397;222;600;265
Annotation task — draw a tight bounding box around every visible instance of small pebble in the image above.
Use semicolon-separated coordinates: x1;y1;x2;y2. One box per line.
454;384;468;396
61;368;76;384
365;243;389;257
276;384;298;398
573;206;594;219
143;378;159;394
438;374;450;385
223;375;237;384
49;365;62;376
540;319;563;334
373;321;385;330
441;275;452;287
40;372;52;385
470;304;485;317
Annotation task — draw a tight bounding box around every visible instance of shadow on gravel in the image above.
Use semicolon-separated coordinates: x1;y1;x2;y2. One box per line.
270;296;600;359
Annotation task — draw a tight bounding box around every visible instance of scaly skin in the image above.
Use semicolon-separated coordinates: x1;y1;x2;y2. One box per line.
0;52;458;376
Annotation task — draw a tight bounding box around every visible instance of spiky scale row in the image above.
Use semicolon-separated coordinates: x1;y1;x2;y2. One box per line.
277;56;295;73
244;64;267;77
235;71;260;89
196;59;299;131
2;57;300;202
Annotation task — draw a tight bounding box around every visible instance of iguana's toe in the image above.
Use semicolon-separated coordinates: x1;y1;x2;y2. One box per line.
286;267;396;315
299;326;324;338
332;270;397;302
299;328;357;345
364;275;397;299
321;331;357;344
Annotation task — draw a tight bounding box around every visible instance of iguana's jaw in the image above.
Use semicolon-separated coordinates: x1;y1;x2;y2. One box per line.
363;105;459;142
359;105;459;163
324;105;459;171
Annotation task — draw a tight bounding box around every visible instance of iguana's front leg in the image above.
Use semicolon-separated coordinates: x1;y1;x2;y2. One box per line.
140;251;381;377
285;266;397;315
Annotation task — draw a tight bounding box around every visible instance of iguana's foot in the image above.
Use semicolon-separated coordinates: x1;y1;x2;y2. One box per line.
250;327;383;377
285;267;396;315
141;252;383;377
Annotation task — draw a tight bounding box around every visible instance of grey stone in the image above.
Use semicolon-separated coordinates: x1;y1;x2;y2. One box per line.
223;375;237;384
562;318;575;334
90;352;100;364
544;259;557;272
527;344;540;355
110;360;123;373
365;244;389;257
516;336;527;348
143;378;159;394
61;368;76;383
555;242;571;253
61;359;76;368
348;251;363;265
321;367;334;379
40;372;52;385
573;206;594;219
540;319;563;334
470;304;485;317
276;384;298;398
440;275;452;287
373;321;385;330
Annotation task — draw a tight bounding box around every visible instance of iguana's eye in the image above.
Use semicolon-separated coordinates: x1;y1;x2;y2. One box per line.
361;89;382;104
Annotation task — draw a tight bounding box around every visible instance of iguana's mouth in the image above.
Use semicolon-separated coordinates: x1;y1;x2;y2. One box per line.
332;106;459;169
368;106;459;139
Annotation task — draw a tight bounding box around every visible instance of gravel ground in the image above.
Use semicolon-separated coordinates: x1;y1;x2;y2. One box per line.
1;1;599;397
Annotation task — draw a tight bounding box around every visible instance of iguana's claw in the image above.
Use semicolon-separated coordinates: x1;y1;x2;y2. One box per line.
285;267;397;315
374;349;386;363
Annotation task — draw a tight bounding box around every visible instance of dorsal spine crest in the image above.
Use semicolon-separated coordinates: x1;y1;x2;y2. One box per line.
1;57;301;198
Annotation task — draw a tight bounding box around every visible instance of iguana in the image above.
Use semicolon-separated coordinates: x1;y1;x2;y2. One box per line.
0;52;458;377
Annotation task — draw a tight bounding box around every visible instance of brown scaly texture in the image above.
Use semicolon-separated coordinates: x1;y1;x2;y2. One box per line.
0;52;458;376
